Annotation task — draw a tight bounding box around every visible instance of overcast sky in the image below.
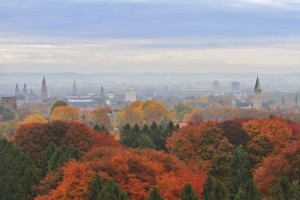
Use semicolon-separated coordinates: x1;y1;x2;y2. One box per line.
0;0;300;73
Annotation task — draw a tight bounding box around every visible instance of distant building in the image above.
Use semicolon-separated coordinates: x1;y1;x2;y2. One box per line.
253;76;262;110
231;81;240;93
101;86;104;97
106;92;115;99
72;80;77;96
66;98;96;108
1;97;17;109
15;84;19;96
212;80;221;92
41;76;48;99
125;89;137;102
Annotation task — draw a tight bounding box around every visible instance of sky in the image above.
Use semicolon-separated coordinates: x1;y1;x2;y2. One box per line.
0;0;300;73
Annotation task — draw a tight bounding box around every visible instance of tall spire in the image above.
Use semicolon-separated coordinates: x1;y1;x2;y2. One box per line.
72;80;77;96
254;76;262;93
23;83;27;96
15;84;19;96
41;76;48;99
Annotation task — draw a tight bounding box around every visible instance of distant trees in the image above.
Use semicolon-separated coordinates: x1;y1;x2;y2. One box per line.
0;106;16;121
120;121;178;150
89;175;129;200
0;139;39;200
180;183;199;200
117;100;176;126
50;100;68;114
22;113;48;124
91;108;112;131
50;106;81;121
173;103;192;122
14;121;97;166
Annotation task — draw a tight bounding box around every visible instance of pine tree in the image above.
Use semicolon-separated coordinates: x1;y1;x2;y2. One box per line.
273;176;291;200
230;145;252;198
0;139;39;200
215;180;229;200
89;174;104;200
203;174;215;200
94;124;101;132
180;183;199;200
148;187;164;200
289;181;300;200
244;179;261;200
234;187;245;200
99;180;129;200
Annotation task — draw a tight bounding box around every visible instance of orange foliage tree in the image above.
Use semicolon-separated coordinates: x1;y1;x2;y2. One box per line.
14;121;118;167
254;140;300;196
37;147;206;200
167;122;233;185
50;106;81;121
242;118;295;167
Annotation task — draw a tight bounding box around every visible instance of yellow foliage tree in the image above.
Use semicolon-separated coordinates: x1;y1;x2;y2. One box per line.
22;114;48;124
50;106;81;121
117;100;176;126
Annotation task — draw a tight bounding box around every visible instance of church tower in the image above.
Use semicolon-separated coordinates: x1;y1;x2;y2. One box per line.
253;76;262;110
72;80;77;96
23;83;28;97
15;84;19;96
41;76;48;99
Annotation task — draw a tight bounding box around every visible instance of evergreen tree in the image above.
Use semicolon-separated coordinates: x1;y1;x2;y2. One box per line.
89;174;104;200
0;139;39;200
148;187;164;200
99;180;129;200
289;181;300;200
180;183;199;200
230;145;252;198
41;142;58;175
234;188;245;200
203;174;215;200
244;179;261;200
273;176;292;200
215;180;229;200
94;124;101;132
51;100;68;113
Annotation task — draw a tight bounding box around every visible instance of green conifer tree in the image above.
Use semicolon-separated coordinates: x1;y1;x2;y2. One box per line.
203;174;215;200
180;183;199;200
148;187;164;200
215;180;229;200
89;174;104;200
230;145;252;198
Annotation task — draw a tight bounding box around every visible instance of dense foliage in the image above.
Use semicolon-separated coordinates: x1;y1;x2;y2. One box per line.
0;139;39;200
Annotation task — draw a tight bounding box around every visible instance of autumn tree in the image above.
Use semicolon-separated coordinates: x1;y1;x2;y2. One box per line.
183;108;204;123
180;183;199;200
91;108;112;131
117;100;175;126
0;139;39;200
173;103;192;122
51;100;68;114
22;113;48;124
14;121;100;166
254;140;300;196
50;106;81;121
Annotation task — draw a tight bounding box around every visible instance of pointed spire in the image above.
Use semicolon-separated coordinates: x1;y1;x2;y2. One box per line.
15;83;19;96
254;76;262;93
72;80;77;96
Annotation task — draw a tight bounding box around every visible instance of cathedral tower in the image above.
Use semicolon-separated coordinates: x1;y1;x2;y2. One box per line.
72;80;77;96
41;76;48;99
15;84;19;96
253;76;262;110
